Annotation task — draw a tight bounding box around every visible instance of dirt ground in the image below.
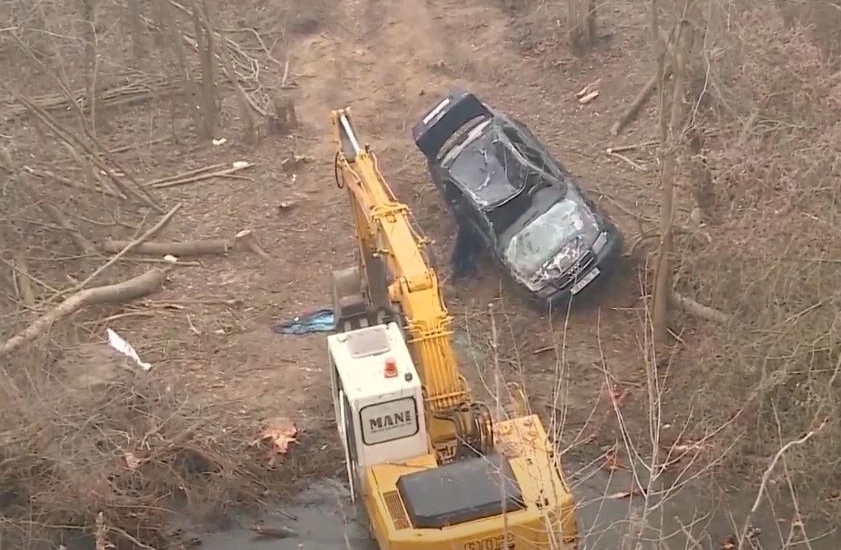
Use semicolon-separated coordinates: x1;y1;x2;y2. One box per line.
142;0;659;468
3;0;838;546
91;0;660;454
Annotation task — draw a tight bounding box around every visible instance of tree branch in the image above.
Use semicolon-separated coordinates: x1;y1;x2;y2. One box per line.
0;268;170;357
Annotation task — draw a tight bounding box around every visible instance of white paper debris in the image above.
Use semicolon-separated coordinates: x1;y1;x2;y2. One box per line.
212;137;227;146
232;161;250;169
106;328;152;371
163;254;178;263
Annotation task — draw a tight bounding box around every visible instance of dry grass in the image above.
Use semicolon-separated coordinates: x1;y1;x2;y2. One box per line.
0;346;334;549
0;0;331;548
663;1;841;523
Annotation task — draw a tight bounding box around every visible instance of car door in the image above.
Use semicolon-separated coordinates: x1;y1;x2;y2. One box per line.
439;175;467;214
441;176;496;252
464;204;496;253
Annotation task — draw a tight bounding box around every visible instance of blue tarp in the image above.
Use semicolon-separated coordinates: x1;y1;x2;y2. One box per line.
272;308;335;335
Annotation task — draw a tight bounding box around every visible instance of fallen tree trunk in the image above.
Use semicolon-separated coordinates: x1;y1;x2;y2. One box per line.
103;239;232;257
101;229;271;259
611;65;673;137
670;291;731;324
0;268;170;358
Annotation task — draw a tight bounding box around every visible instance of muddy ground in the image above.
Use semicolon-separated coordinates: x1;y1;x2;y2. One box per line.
2;0;839;547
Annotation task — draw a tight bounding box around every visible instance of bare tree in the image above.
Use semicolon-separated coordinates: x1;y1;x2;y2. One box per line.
652;15;692;344
192;0;218;141
80;0;100;135
567;0;597;56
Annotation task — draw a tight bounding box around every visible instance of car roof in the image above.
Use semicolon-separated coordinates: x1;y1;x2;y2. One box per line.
444;118;527;208
444;116;559;210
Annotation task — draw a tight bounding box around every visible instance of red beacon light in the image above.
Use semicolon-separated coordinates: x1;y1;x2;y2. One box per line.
384;357;398;378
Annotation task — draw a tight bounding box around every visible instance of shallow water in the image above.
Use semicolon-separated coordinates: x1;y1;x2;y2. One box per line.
190;462;840;550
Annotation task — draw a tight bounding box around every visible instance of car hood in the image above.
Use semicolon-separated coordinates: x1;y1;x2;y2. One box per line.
504;191;601;290
541;204;598;259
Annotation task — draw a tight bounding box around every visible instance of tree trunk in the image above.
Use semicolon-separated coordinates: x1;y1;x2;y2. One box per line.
652;19;692;344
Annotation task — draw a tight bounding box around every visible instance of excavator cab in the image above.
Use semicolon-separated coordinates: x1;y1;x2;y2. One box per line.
327;322;428;502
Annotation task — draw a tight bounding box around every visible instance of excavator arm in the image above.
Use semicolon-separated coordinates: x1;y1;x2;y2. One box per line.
330;108;493;462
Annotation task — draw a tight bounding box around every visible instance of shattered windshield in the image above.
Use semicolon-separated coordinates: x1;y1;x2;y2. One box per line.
504;200;585;276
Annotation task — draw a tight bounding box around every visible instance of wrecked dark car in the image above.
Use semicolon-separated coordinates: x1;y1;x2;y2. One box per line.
411;90;623;308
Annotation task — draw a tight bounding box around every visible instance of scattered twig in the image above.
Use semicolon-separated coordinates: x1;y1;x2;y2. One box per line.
17;174;98;254
147;162;255;189
607;150;648;171
610;66;671;136
118;257;201;266
737;418;829;549
280;57;290;87
9;89;163;212
576;79;601;98
0;268;170;357
578;90;600;104
23;165;126;200
606;141;658;154
12;252;36;307
143;162;228;187
0;256;57;294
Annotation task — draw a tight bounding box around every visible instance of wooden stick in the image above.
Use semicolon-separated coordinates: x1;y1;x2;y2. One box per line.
150;162;254;189
607;151;648;171
610;67;671;136
142;162;228;187
606;141;658;154
12;252;36;307
0;268;170;357
670;291;731;324
578;90;600;104
102;238;233;257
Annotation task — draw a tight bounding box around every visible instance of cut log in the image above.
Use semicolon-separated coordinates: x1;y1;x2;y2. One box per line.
102;229;271;259
670;291;731;324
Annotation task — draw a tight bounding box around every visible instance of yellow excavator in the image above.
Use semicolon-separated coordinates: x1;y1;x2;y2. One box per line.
325;107;579;550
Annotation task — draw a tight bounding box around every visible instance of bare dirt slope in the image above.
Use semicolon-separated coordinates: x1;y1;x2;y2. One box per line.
198;0;657;459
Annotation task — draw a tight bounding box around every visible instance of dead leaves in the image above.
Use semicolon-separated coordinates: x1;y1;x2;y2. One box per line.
122;451;149;471
720;535;738;550
602;445;626;473
251;416;299;467
606;487;643;500
604;384;628;408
